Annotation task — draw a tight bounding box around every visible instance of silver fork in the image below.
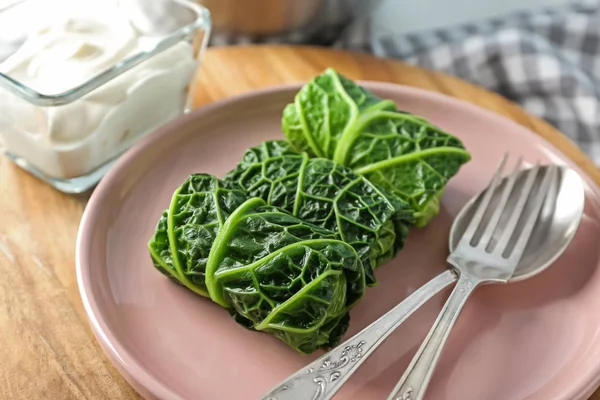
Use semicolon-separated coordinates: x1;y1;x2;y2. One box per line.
386;155;558;400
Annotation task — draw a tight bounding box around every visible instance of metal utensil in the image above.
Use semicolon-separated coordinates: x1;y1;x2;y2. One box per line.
259;159;584;400
386;157;583;400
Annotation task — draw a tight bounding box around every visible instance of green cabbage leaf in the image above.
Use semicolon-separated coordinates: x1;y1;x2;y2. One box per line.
282;68;471;227
149;174;365;354
225;140;413;285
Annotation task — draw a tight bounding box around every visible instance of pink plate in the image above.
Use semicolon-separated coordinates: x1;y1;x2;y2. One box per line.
76;82;600;400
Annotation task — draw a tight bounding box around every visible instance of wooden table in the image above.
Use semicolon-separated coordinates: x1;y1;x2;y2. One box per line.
1;45;599;400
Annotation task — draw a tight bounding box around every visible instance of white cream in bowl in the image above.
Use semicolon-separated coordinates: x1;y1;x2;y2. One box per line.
0;0;197;179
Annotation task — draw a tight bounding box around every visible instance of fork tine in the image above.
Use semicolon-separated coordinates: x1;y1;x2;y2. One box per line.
506;165;558;261
459;153;509;247
493;162;542;256
478;157;524;250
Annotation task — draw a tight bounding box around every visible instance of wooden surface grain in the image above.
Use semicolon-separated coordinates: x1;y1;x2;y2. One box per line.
1;45;598;400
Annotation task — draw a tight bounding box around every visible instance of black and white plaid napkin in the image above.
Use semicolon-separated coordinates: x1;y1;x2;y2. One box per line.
210;1;600;164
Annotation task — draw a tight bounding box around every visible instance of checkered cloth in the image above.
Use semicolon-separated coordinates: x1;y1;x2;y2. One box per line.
210;1;600;164
363;1;600;164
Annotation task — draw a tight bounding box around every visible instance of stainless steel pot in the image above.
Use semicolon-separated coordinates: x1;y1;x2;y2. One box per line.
196;0;383;43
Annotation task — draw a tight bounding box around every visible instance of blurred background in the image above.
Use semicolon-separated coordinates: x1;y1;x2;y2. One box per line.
199;0;574;46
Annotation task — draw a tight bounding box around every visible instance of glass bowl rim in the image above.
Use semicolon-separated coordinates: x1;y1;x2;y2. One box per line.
0;0;211;107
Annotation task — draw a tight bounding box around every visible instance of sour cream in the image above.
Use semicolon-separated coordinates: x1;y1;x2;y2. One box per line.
0;0;197;180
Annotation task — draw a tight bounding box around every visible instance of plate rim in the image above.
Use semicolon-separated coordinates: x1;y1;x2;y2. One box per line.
76;81;600;400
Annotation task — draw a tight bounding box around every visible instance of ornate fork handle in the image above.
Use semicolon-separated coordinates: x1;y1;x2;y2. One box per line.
260;269;457;400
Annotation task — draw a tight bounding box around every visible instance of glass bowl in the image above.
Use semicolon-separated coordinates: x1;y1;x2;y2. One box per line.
0;0;211;193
